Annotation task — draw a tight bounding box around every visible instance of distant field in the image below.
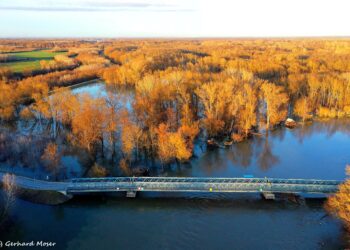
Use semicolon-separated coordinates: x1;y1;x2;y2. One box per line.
0;50;66;73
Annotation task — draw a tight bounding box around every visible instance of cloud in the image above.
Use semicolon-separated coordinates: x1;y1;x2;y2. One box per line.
0;0;195;12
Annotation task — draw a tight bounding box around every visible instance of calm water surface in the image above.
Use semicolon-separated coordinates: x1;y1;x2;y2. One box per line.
1;81;349;249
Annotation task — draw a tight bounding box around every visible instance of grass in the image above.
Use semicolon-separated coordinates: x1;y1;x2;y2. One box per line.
0;50;66;73
1;60;42;73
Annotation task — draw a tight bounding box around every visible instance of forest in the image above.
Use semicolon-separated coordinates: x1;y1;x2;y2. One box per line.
1;38;350;235
1;38;350;176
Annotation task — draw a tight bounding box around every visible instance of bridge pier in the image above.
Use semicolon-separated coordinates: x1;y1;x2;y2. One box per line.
261;192;275;200
126;191;137;198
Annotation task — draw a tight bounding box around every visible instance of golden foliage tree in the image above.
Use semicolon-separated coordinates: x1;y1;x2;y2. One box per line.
236;83;258;135
41;142;61;176
0;82;17;121
294;97;313;123
88;163;108;177
260;81;289;130
325;166;350;232
156;123;191;165
71;95;107;156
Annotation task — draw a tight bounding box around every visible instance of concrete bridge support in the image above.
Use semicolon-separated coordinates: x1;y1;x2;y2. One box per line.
262;192;275;200
126;191;137;198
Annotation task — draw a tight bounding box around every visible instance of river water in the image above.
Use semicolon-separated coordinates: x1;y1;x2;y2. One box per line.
1;81;349;249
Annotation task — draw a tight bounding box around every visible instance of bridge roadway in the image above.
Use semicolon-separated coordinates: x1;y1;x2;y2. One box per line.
0;172;342;197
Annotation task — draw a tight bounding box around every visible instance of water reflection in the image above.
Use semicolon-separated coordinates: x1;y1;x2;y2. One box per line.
230;140;254;168
295;119;350;143
256;137;279;171
1;81;350;181
192;118;350;180
1;82;350;249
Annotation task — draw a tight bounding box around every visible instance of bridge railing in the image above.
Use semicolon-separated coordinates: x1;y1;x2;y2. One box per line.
70;177;342;186
0;171;342;194
66;177;341;194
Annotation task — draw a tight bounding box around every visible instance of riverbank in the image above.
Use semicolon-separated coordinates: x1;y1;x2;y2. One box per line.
48;78;100;95
15;187;71;205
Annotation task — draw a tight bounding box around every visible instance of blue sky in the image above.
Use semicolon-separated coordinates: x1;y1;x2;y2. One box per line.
0;0;349;38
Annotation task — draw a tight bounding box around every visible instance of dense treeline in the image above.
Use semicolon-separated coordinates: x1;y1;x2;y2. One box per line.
0;39;100;53
1;38;350;175
101;39;350;121
326;166;350;242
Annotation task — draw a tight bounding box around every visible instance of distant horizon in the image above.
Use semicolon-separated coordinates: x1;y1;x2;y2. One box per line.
1;0;350;38
1;36;350;40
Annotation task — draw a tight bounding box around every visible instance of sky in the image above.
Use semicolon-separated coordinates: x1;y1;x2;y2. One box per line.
0;0;349;38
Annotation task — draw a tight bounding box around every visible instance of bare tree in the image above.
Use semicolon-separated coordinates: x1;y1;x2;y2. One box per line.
0;173;17;225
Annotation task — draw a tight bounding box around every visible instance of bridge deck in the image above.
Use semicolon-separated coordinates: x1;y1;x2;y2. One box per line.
0;173;342;195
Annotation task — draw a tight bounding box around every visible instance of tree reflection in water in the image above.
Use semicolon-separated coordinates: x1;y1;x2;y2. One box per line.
295;119;350;144
230;140;254;169
257;136;279;171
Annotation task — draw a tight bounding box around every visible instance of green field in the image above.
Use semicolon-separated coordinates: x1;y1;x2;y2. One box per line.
0;50;66;73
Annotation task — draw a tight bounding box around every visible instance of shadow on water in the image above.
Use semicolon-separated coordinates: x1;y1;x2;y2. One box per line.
1;193;348;250
1;82;350;249
64;192;328;210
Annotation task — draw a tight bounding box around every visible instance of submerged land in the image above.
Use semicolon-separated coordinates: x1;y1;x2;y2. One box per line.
0;38;350;176
0;38;350;248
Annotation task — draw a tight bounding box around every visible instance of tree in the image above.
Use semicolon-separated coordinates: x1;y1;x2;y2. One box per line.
156;124;175;164
236;83;258;136
104;92;121;160
195;81;232;137
41;143;61;177
88;163;108;177
32;88;80;138
260;81;289;130
156;123;192;165
294;97;313;123
0;81;17;121
71;95;107;157
178;123;199;154
0;174;16;225
325;166;350;232
119;158;131;176
169;131;192;162
49;88;79;125
121;119;142;160
0;67;12;81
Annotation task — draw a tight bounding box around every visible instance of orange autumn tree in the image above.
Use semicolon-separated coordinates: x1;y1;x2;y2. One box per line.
294;97;313;123
41;142;61;177
195;81;232;137
48;87;79;125
88;163;108;177
121;116;143;160
156;123;191;165
0;82;17;121
71;95;107;157
236;83;258;136
260;81;289;130
325;166;350;231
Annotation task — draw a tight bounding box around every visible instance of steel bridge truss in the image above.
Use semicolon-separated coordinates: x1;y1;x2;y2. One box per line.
67;177;341;194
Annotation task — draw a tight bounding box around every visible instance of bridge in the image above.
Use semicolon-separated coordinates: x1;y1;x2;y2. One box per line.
0;172;342;199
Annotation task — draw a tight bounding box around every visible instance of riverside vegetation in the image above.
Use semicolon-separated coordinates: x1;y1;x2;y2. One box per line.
1;38;350;234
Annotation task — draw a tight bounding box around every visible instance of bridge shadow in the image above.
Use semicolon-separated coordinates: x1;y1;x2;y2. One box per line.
64;192;328;211
2;191;345;250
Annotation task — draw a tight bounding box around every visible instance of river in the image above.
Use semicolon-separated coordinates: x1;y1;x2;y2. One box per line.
0;81;349;249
